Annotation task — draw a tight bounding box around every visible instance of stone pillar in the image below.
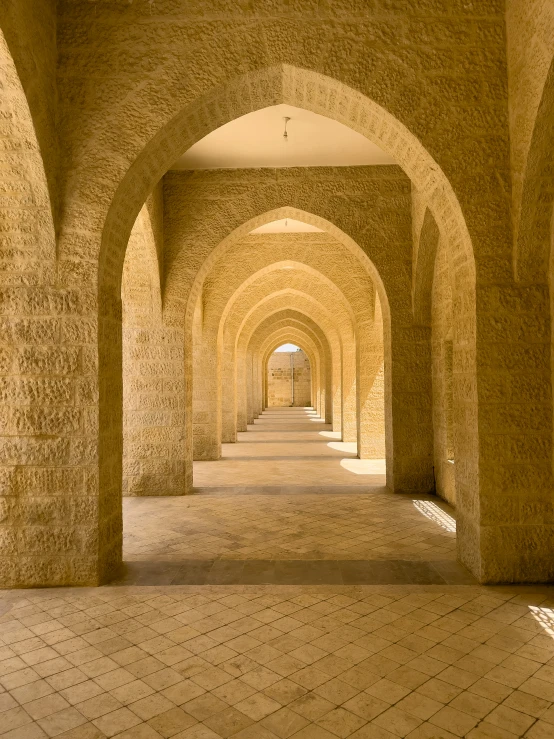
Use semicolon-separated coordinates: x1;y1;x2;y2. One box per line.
385;316;434;494
122;326;185;496
192;305;220;461
220;328;237;443
357;316;385;459
342;344;357;443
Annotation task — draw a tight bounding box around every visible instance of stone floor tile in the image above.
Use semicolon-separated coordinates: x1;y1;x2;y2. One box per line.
1;723;48;739
372;705;422;736
365;679;411;705
524;720;554;739
91;707;142;738
467;678;513;704
60;681;105;706
77;694;123;720
0;693;18;712
342;693;389;722
259;706;309;738
162;681;206;707
111;679;156;705
45;669;90;693
26;694;72;720
428;705;479;737
466;722;520;739
37;707;88;737
202;706;252;737
189;669;232;692
316;706;367;737
55;723;105;739
9;679;55;705
263;678;308;706
147;706;198;737
143;669;184;692
171;725;222;739
288;692;336;721
313;677;360;705
129;694;175;721
485;704;536;735
210;679;256;706
0;706;33;734
519;677;554;702
285;725;336;739
405;722;458;739
182;694;228;721
234;692;281;721
394;692;442;721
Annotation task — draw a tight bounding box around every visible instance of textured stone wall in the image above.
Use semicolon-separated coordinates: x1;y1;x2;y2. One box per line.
3;0;554;586
121;186;185;497
267;351;311;407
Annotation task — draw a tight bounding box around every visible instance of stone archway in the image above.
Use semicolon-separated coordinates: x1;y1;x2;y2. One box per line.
93;68;476;585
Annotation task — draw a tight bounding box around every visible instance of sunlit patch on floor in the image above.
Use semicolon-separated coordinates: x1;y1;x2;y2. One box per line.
413;500;456;532
326;440;357;454
340;458;387;475
318;430;342;439
529;605;554;637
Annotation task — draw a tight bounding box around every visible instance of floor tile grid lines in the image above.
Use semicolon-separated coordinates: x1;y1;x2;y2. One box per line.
2;585;554;738
2;411;554;737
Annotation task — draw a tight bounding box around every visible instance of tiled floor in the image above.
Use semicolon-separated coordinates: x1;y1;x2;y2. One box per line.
123;408;459;582
4;408;554;737
2;584;554;738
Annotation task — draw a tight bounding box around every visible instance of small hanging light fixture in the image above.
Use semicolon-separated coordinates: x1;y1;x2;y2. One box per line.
283;116;291;142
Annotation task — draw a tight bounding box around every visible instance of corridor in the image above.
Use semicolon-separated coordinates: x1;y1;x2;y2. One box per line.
121;408;469;586
2;412;554;739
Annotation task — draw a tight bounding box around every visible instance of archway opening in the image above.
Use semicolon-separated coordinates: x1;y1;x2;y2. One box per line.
106;70;473;587
267;345;311;408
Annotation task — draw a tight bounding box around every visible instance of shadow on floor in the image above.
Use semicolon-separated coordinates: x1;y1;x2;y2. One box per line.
115;558;477;586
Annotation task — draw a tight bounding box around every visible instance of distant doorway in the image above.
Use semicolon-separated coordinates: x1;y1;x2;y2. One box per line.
267;345;311;407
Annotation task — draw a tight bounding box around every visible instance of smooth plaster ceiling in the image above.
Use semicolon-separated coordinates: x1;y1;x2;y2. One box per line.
250;218;323;234
171;104;395;170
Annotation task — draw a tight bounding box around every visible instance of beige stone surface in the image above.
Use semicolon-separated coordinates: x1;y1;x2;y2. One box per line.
267;351;311;408
2;581;554;738
126;408;456;564
0;0;554;589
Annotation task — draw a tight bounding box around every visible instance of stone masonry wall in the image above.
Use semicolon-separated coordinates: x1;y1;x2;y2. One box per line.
267;351;311;407
3;0;554;586
122;187;185;497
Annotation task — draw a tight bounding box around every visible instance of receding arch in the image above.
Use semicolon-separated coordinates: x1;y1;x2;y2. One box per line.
261;335;320;413
249;312;334;425
263;339;316;411
95;65;477;582
253;318;332;422
100;64;475;305
185;206;388;334
229;291;346;441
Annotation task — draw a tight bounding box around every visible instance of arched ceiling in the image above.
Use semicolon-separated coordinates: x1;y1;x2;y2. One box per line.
171;105;394;170
201;233;376;335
